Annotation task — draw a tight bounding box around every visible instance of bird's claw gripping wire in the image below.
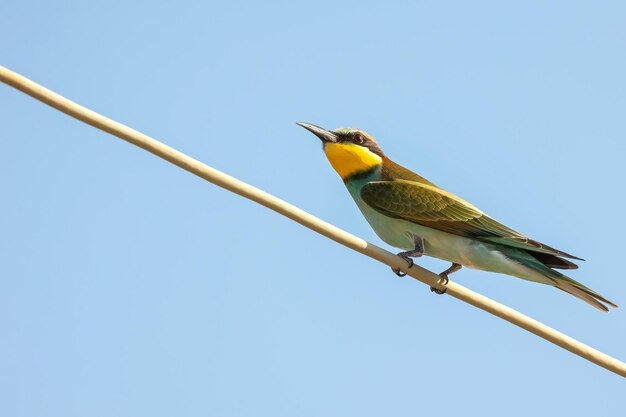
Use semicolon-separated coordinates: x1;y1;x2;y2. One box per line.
391;234;423;277
392;257;414;277
430;273;449;294
430;263;461;295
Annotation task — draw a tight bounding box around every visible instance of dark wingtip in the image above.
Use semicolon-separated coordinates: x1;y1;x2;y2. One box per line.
527;239;585;261
527;252;580;270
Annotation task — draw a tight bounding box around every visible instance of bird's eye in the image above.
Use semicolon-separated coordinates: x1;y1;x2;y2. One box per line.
353;134;365;145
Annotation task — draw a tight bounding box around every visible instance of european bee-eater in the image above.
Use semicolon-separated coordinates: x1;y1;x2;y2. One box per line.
298;122;617;312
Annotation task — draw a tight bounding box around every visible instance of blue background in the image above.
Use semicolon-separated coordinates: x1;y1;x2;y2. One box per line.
2;1;625;415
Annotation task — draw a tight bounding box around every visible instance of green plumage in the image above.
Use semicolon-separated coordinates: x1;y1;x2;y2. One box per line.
360;157;616;311
360;179;581;263
298;122;617;311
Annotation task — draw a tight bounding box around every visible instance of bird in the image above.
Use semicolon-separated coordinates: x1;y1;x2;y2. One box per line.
297;122;617;312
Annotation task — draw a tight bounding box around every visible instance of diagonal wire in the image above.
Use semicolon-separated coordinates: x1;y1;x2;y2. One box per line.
1;65;624;377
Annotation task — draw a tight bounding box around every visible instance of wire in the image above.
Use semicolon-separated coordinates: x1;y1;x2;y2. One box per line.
1;65;624;378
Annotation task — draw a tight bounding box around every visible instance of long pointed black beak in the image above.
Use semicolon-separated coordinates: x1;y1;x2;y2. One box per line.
297;122;338;143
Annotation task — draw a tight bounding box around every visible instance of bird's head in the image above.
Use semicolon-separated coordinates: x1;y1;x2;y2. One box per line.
297;122;384;180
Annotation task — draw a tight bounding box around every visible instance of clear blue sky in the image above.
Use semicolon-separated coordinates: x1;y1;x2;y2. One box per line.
2;1;625;415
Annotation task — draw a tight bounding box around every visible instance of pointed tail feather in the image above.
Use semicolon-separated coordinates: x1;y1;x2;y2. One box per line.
554;280;618;312
497;247;616;311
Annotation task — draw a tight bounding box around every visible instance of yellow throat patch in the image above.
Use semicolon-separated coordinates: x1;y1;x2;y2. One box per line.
323;142;383;179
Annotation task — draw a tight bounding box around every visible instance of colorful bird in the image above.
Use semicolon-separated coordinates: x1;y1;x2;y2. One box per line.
298;122;617;312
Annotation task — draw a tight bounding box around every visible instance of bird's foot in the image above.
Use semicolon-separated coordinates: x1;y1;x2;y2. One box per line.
430;273;449;294
429;263;461;295
391;234;424;277
392;257;414;277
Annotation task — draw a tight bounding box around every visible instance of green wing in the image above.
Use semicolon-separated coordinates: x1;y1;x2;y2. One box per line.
360;180;582;261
